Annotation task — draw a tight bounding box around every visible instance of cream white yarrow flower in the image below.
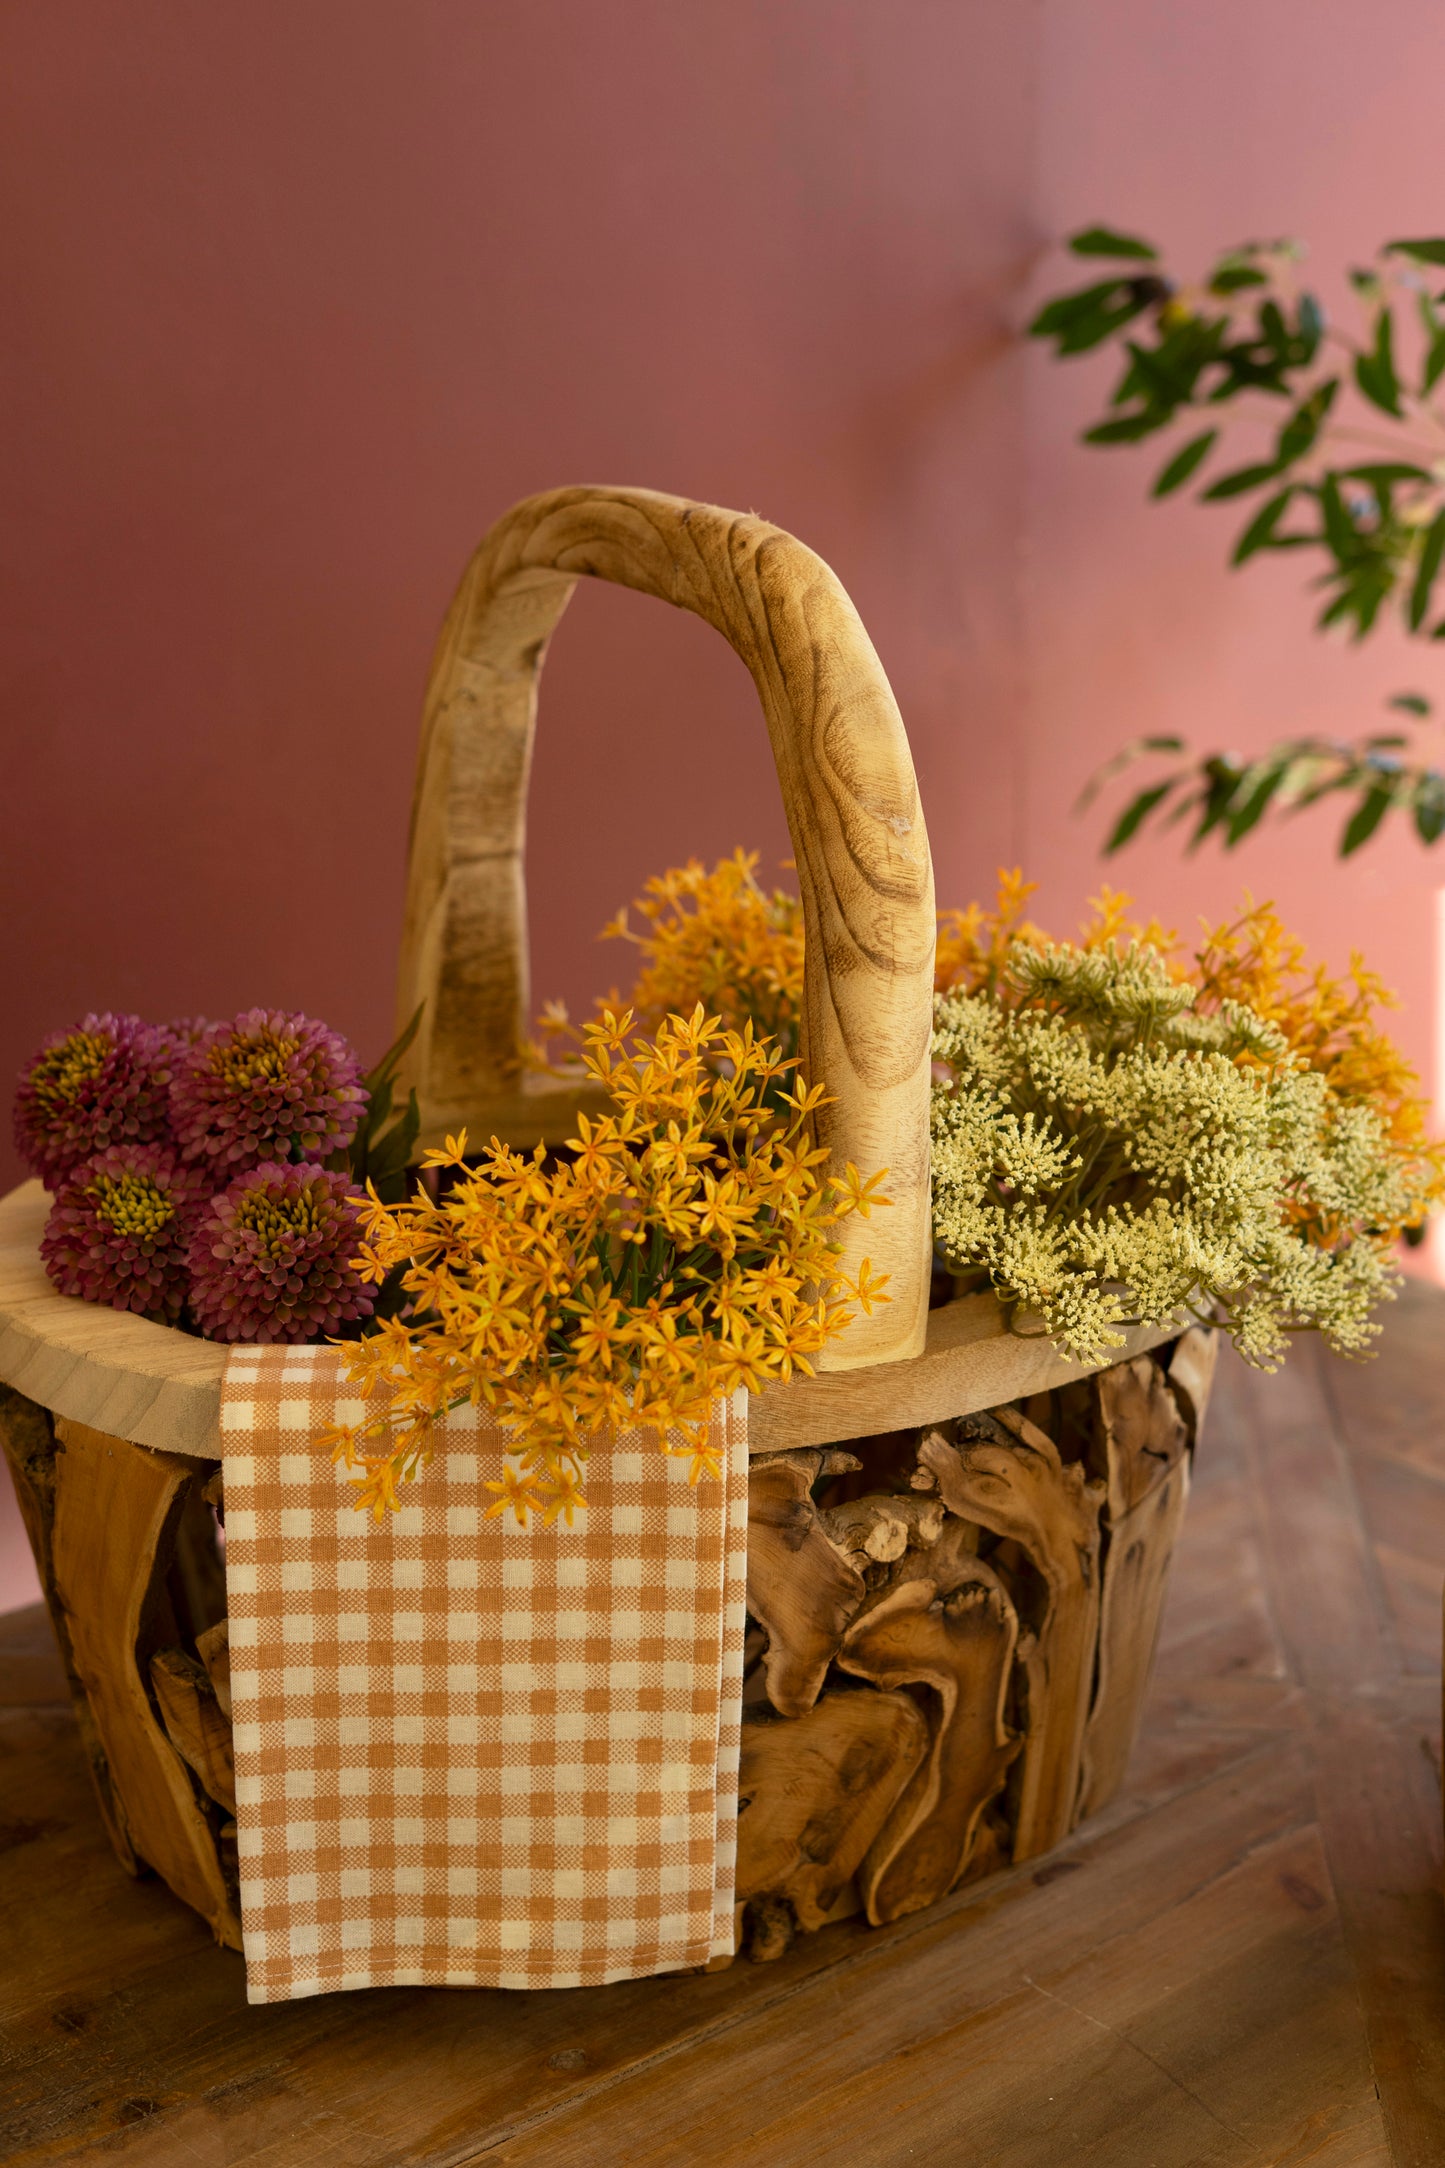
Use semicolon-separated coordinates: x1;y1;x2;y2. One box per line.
931;937;1417;1369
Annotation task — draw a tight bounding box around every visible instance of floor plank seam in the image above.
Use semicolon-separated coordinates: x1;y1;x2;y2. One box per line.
1019;1972;1250;2144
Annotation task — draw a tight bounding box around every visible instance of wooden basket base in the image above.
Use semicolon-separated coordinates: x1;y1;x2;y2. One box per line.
0;1328;1215;1970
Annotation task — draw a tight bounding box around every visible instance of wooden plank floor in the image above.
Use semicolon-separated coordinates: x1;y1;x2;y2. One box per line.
4;1294;1445;2166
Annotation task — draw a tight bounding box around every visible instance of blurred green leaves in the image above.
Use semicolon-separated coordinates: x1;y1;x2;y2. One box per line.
1079;700;1443;858
1152;428;1217;496
1354;306;1402;414
1068;225;1161;260
1031;230;1445;646
1033;225;1445;854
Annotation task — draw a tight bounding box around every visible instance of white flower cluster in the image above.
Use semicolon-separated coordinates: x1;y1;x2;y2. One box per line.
931;939;1422;1369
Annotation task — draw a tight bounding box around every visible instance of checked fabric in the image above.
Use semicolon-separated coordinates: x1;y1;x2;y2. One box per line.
220;1344;748;2003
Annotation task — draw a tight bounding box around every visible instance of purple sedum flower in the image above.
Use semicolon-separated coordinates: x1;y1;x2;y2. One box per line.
170;1009;364;1174
40;1144;204;1324
186;1161;374;1344
14;1014;176;1189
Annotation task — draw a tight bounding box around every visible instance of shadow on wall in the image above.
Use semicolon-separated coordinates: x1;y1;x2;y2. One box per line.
2;1461;41;1614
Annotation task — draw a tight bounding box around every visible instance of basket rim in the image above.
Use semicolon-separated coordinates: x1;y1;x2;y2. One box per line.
0;1177;1183;1465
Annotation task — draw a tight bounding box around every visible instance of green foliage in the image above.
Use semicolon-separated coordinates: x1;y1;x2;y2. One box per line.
1079;698;1445;857
1032;225;1445;853
347;1005;423;1205
1067;225;1160;261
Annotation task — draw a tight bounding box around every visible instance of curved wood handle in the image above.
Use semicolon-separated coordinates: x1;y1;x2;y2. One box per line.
395;485;935;1368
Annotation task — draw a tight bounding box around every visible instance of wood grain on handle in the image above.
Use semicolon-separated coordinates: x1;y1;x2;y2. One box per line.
395;486;937;1368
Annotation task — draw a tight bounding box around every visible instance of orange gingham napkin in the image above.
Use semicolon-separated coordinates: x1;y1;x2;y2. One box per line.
220;1343;747;2003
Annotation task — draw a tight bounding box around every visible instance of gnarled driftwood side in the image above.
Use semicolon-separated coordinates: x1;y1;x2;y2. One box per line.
3;1301;1216;1963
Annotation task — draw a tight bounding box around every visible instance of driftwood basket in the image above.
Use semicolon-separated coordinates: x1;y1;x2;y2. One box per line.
0;487;1217;1965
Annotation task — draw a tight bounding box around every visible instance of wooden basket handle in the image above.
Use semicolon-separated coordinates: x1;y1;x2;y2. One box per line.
395;485;935;1368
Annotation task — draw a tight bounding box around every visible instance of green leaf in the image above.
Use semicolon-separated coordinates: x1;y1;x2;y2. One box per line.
1188;757;1250;849
1201;461;1283;501
1317;589;1360;632
1409;512;1445;632
1414;773;1445;843
366;1095;421;1186
361;1074;394;1146
1209;264;1268;294
362;1003;423;1092
350;1003;424;1191
1341;462;1431;488
1231;487;1296;565
1355;309;1402;416
1104;781;1175;852
1083;411;1170;445
1411;291;1445;394
397;1087;421;1159
1056;297;1153;355
1259;299;1290;356
362;1090;422;1205
1318;562;1394;638
1161;783;1209;830
1319;474;1359;559
1386;237;1445;266
1028;279;1132;336
1275;379;1338;466
1211;356;1291;400
1152;428;1218;496
1296;293;1325;355
1389;690;1433;716
1075;737;1187;812
1341;784;1394;855
1114;338;1185;406
1224;760;1291;844
1068;224;1158;260
1114;317;1226;411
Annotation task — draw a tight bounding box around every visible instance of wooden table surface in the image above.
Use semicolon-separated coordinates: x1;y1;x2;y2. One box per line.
4;1294;1445;2167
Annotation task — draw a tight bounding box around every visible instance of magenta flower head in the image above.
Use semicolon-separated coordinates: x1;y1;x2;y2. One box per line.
14;1014;175;1189
169;1009;365;1174
40;1144;203;1324
186;1162;374;1343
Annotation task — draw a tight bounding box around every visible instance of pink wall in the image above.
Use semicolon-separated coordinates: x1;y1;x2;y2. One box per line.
0;0;1035;1605
0;0;1033;1159
4;3;1445;1607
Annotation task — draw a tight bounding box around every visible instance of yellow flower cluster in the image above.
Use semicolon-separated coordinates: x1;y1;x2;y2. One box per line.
533;851;805;1070
936;871;1177;995
935;868;1052;996
326;1005;887;1522
563;861;1437;1202
334;853;1434;1519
